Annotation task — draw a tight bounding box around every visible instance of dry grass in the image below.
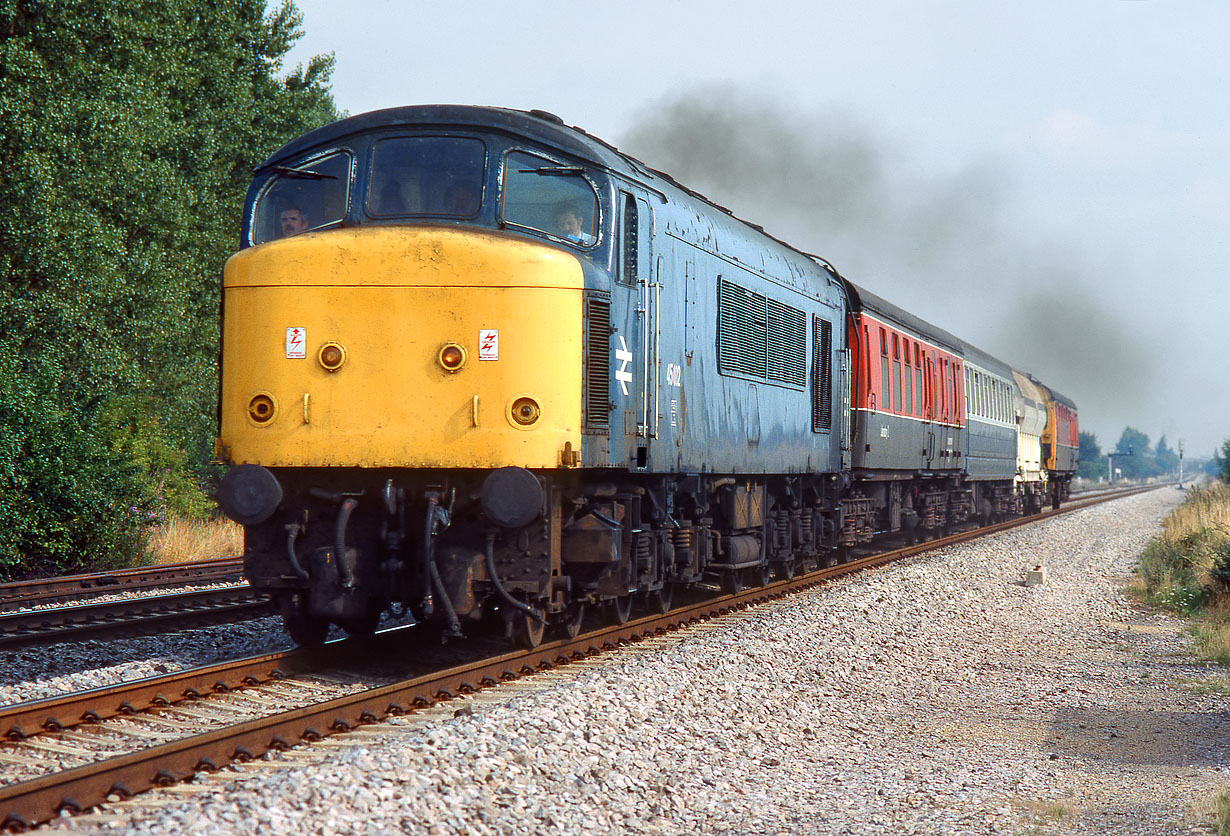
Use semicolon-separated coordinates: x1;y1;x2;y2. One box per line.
1217;787;1230;836
1158;480;1230;545
141;514;242;565
1136;482;1230;618
1134;483;1230;833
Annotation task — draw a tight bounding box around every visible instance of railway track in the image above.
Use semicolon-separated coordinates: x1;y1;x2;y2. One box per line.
0;485;1155;830
0;586;274;650
0;557;245;611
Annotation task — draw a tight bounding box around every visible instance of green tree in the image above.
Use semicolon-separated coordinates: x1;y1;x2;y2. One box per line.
1155;435;1179;476
1077;431;1105;481
0;0;336;577
1112;427;1154;480
1217;439;1230;484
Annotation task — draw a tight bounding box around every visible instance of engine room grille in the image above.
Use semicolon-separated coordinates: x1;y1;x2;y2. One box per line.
717;278;806;389
812;315;833;432
584;297;611;428
767;298;806;387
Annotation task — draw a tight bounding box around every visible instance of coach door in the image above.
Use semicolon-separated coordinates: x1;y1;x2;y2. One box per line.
923;352;937;470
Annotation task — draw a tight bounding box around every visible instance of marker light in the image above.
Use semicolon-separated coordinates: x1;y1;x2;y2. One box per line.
318;342;347;372
438;343;467;373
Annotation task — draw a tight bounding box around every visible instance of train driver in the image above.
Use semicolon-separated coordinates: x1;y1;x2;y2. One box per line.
555;202;594;245
279;207;310;238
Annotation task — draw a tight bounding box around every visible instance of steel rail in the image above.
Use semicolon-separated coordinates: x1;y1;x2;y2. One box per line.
0;651;316;743
0;557;245;611
0;485;1158;830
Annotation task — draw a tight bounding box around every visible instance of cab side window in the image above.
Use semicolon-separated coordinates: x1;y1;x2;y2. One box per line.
252;151;352;245
500;150;599;247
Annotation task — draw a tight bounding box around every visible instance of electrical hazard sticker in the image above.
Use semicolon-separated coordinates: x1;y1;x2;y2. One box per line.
478;329;498;360
286;327;306;359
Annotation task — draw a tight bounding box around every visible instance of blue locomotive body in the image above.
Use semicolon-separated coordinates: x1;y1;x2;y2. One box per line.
217;105;1075;645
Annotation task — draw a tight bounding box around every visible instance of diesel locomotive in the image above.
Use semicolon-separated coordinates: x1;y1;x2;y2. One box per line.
214;105;1078;646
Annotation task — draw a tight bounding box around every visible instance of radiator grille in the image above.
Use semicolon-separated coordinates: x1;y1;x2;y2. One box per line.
717;277;805;389
812;316;833;432
717;279;767;378
768;298;806;387
584;298;611;427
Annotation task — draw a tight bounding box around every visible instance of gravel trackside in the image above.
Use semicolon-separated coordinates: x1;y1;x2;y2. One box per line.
40;486;1230;836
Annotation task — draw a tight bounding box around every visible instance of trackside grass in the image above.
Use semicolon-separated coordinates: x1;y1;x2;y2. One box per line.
141;513;243;565
1134;481;1230;637
1132;481;1230;834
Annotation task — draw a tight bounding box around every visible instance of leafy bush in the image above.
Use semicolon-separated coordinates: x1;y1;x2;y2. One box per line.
0;0;337;579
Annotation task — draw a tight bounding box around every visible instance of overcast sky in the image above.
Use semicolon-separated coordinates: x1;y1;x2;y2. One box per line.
283;0;1230;461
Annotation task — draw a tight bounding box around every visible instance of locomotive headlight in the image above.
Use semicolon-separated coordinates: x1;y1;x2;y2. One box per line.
247;392;278;425
508;396;542;427
318;342;347;372
437;342;467;373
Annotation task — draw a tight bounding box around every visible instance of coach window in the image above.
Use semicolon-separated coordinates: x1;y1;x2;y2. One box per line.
863;326;872;404
879;329;890;412
946;359;954;422
892;334;902;412
903;344;913;415
501;150;599;248
952;362;960;423
367;136;486;218
252;150;352;245
914;345;923;418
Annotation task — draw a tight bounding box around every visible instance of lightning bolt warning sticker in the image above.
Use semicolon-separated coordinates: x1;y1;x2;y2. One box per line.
285;327;306;359
478;329;498;360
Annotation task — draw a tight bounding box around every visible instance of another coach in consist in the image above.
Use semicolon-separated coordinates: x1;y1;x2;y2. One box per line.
214;106;1077;646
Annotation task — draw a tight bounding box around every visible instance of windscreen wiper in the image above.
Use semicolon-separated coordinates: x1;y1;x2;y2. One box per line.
518;166;585;176
273;165;337;180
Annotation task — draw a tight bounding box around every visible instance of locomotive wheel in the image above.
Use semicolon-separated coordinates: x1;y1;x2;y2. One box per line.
556;602;586;639
607;594;633;625
278;593;329;647
721;570;743;596
775;559;796;581
511;609;546;649
647;582;673;614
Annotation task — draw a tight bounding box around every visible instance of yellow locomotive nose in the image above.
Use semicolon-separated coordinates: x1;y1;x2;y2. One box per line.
218;226;584;469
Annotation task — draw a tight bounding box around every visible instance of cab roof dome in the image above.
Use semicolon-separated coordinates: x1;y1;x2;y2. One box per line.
258;104;631;175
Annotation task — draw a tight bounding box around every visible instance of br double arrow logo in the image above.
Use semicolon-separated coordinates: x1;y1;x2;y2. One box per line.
614;336;633;396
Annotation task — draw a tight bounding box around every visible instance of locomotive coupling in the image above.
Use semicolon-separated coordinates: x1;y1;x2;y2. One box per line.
218;464;283;525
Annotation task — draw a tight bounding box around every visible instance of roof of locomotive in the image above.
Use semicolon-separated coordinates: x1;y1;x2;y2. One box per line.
1028;375;1078;410
259;105;643;180
257;105;844;287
